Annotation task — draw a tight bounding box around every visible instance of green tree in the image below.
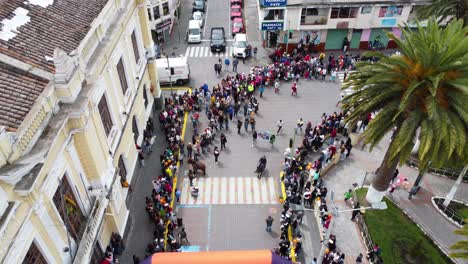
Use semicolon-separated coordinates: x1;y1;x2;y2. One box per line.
341;19;468;203
450;219;468;259
417;0;468;26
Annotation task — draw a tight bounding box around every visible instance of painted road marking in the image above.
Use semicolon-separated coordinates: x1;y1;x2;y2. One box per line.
180;177;279;205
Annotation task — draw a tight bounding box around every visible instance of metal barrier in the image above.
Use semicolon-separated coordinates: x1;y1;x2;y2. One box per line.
434;199;466;226
406;157;468;182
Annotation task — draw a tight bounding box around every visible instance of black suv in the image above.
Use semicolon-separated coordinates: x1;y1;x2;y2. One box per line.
210;27;226;52
192;0;205;13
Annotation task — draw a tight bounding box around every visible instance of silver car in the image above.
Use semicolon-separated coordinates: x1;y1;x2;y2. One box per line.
192;11;205;28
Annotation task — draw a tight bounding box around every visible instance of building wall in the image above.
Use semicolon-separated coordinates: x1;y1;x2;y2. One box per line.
262;2;421;51
0;0;159;263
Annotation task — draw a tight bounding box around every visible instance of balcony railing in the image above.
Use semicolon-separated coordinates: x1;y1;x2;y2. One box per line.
73;191;108;264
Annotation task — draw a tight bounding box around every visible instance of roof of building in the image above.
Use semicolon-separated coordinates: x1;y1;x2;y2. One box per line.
0;0;109;72
0;62;49;130
0;0;109;130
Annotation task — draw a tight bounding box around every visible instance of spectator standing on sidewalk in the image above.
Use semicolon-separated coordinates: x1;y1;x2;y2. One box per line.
244;116;249;131
214;146;220;164
356;253;363;263
266;216;273;232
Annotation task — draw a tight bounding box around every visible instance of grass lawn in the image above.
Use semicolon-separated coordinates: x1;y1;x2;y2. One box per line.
355;188;453;264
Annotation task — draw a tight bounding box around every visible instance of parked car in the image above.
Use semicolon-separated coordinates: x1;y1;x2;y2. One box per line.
192;0;205;13
230;5;242;20
232;18;244;37
192;11;205;27
210;27;226;52
187;20;202;43
230;0;242;6
232;33;248;58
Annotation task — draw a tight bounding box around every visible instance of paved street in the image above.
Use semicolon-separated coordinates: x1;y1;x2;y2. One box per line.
119;0;468;263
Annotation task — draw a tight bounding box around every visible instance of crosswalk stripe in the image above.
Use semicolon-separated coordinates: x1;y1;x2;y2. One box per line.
203;47;208;57
180;177;279;205
246;177;253;204
212;177;219;204
253;179;261;204
260;179;268;204
205;177;212;204
197;47;202;57
207;47;212;57
189;47;195;57
238;177;244;203
185;47;190;58
181;178;190;204
228;177;235;204
267;177;276;203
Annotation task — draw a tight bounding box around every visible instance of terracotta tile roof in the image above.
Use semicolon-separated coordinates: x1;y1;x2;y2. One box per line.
0;0;109;73
0;62;48;130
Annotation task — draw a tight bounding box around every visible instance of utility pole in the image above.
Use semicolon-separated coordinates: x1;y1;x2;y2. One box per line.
285;20;290;54
164;53;173;95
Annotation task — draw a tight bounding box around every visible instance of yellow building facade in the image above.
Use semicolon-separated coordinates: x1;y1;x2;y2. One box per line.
0;0;161;263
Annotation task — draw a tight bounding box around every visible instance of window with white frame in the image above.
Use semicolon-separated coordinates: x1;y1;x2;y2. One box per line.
153;6;161;20
98;95;114;137
147;8;152;20
116;58;129;95
361;6;372;14
300;8;328;25
131;30;140;63
162;2;169;16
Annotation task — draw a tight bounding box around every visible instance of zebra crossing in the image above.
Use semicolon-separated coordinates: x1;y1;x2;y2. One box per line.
180;176;279;205
184;46;235;58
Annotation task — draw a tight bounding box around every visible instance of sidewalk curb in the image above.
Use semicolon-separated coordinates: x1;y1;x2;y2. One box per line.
431;196;466;228
163;87;191;250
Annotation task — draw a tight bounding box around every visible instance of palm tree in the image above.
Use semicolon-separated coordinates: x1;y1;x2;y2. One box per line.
341;19;468;203
450;219;468;259
417;0;468;26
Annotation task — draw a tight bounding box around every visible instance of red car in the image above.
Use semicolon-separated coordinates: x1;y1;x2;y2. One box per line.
230;0;242;6
230;5;242;20
232;18;244;36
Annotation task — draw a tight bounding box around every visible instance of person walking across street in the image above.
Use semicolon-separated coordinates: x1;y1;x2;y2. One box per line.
220;133;227;150
224;58;230;71
266;216;274;232
291;81;298;96
237;119;242;134
252;130;257;147
253;46;258;60
178;227;189;245
296;118;304;134
214;146;220;164
233;58;239;72
276;120;284;134
244;116;249;131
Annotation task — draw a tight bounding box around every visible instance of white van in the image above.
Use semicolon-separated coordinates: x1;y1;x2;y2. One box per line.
156;56;190;85
187;20;201;43
232;33;248;58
